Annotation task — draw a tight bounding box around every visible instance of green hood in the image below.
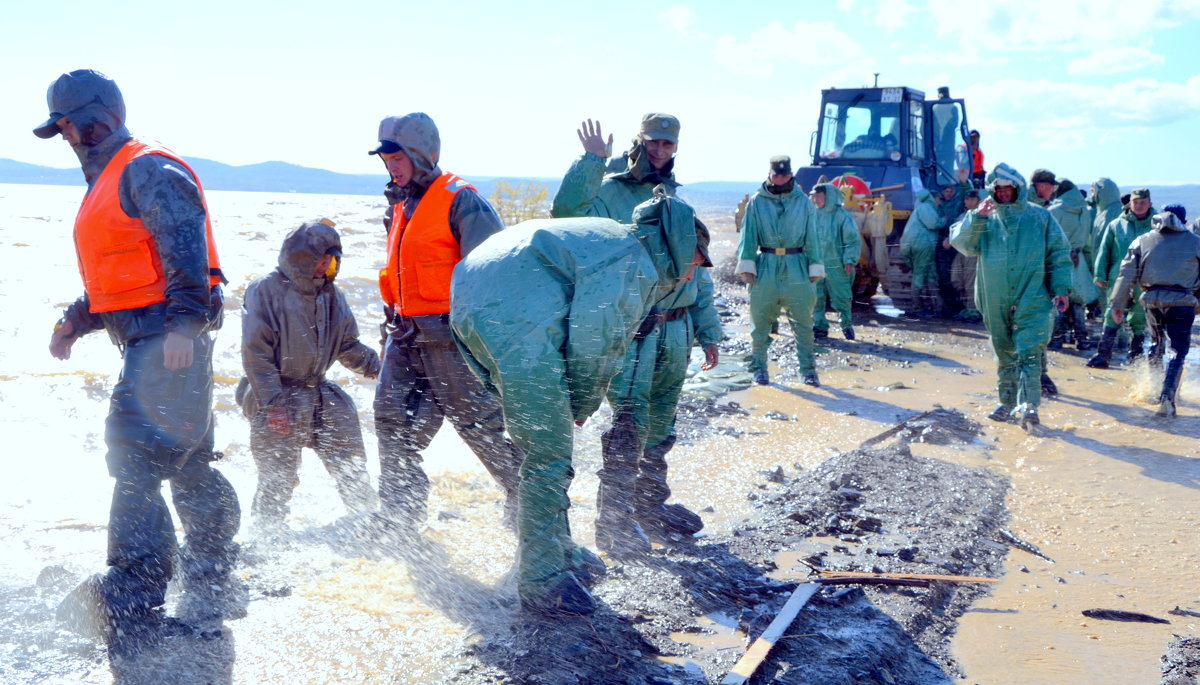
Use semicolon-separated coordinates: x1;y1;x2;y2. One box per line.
813;182;844;212
986;163;1029;205
630;192;699;291
915;188;936;207
1090;177;1120;209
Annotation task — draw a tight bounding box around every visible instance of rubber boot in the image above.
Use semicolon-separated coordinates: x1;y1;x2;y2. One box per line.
1086;326;1118;368
634;436;704;543
520;572;595;617
1157;358;1185;418
1040;374;1058;397
1128;333;1146;362
595;412;652;556
1047;312;1067;350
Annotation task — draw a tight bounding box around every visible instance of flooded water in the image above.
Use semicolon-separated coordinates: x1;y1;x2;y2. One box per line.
1;184;1195;683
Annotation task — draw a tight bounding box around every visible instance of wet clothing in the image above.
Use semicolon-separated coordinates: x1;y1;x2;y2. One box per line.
374;150;523;524
240;222;381;523
901;189;944;291
1087;178;1123;265
951;163;1072;410
936;183;973;313
810;183;861;332
551;143;717;544
55;114;238;618
450;196;700;606
551;145;680;221
737;182;825;374
1049;179;1097;305
1095;205;1156;334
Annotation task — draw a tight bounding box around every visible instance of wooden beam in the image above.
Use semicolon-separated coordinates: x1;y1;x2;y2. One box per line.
721;583;820;685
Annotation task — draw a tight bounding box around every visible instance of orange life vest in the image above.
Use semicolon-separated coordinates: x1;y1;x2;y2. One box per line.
972;147;985;174
73;139;223;313
378;173;474;316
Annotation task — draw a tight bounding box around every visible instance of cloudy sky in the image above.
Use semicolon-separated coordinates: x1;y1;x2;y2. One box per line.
5;0;1198;186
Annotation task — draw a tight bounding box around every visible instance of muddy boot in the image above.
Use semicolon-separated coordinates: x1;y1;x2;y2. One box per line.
1127;333;1146;362
1086;326;1118;368
842;326;856;341
1020;407;1040;431
801;373;820;387
987;404;1013;422
812;326;829;341
569;546;607;587
753;369;770;385
520;572;595;617
595;413;651;556
1155;396;1177;418
1040;374;1058;397
176;571;249;624
1047;313;1067;350
633;437;704;543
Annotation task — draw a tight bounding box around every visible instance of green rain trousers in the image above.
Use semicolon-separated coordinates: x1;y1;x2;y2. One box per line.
737;183;825;374
951;164;1071;409
451;202;698;605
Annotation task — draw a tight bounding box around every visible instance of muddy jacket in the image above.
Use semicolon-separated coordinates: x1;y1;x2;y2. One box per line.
901;189;943;260
936;182;972;237
737;182;825;280
1094;205;1156;286
60;124;221;345
550;143;680;222
241;222;380;419
1112;212;1200;311
810;183;861;268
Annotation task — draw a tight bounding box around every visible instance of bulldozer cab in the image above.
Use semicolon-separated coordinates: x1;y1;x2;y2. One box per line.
801;86;971;210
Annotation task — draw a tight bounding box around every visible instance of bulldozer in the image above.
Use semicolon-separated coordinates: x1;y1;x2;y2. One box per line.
737;85;975;313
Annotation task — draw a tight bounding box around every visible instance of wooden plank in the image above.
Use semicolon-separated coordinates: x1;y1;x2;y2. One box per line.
780;571;998;584
721;582;820;685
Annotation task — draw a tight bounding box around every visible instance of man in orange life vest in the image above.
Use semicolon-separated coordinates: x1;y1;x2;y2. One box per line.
38;70;241;653
370;113;524;531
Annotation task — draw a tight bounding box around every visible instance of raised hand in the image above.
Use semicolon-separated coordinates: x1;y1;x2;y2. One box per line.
576;119;613;158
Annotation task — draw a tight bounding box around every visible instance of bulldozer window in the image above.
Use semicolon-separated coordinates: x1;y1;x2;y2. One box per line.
820;101;899;160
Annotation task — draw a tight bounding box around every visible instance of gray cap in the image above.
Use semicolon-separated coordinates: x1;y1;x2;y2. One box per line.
34;69;125;139
639;113;680;143
770;155;792;175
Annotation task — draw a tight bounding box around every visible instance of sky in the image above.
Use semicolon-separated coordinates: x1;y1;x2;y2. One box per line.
4;0;1199;186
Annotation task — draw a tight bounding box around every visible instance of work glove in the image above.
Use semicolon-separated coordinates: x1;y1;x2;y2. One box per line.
267;407;291;436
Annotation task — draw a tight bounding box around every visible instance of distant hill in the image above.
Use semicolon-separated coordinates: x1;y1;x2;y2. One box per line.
2;157;1196;216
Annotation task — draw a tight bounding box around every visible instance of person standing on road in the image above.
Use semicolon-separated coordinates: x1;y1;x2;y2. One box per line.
936;174;973;318
969;130;985;188
810;182;861;341
1109;211;1200;417
1047;176;1096;351
1088;188;1157;368
239;221;381;535
551;114;722;553
370;113;524;533
950;163;1071;430
900;188;944;317
39;69;241;652
451;194;711;615
736;156;826;387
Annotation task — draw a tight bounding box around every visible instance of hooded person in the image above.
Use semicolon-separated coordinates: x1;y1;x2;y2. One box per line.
1110;211;1200;417
369;113;525;533
900;188;945;316
736;156;826;386
950;163;1072;430
809;182;862;341
450;193;709;616
1047;178;1098;350
550;113;721;554
935;177;974;317
1088;187;1157;368
239;220;382;533
1087;178;1123;268
40;70;242;650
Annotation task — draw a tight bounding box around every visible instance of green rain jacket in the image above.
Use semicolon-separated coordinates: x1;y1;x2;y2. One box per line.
1094;204;1157;286
900;189;942;264
551;143;680;222
951;163;1072;325
1050;180;1091;252
810;183;861;269
1087;178;1122;259
736;183;825;281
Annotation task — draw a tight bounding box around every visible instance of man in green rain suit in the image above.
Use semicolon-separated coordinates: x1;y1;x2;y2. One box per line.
736;156;826;386
951;164;1071;430
810;182;862;341
901;188;945;316
451;194;710;616
1087;188;1157;368
551;114;722;553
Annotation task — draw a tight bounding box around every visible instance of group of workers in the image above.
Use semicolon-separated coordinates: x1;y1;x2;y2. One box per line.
897;162;1198;427
36;66;1199;658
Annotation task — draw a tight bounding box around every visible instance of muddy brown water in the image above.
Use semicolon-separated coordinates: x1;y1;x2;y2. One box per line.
662;253;1199;683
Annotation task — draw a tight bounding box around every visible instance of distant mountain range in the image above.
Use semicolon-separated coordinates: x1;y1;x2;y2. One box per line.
2;157;1196;216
